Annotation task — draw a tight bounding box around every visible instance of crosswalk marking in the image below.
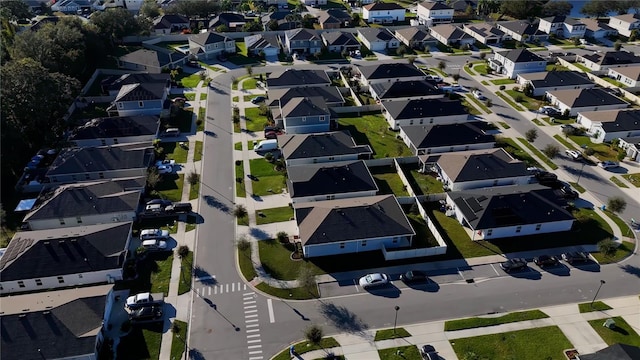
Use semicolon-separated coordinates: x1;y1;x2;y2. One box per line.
194;282;248;296
242;291;263;360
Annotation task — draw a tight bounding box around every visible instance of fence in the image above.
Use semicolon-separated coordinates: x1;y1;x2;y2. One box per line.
330;104;381;114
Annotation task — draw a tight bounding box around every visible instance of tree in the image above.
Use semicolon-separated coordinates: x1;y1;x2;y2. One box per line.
501;0;544;20
452;73;461;82
437;60;446;71
267;19;279;31
476;0;501;16
164;0;220;18
465;4;474;16
301;14;316;29
91;8;142;44
187;171;200;186
630;29;639;41
297;265;317;295
607;196;627;213
598;239;618;258
140;0;161;18
523;82;534;97
216;24;229;33
562;126;574;137
397;44;408;57
351;12;360;26
0;0;31;21
580;0;611;18
146;167;161;189
479;52;487;60
485;98;492;107
236;235;250;251
233;204;248;219
525;129;538;142
304;325;323;347
541;0;573;16
614;40;623;51
177;245;190;258
242;20;262;32
245;65;253;76
543;144;560;158
407;55;416;65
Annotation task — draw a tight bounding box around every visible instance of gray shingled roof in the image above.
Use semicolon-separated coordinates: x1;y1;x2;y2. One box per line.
358;63;424;80
548;88;628;108
419;0;452;10
497;48;545;63
266;69;331;88
120;49;186;68
519;71;592;88
279;96;329;118
102;73;170;93
450;184;573;229
285;28;320;41
464;23;505;38
431;24;473;41
322;31;360;46
402;122;495;150
358;27;397;42
295;195;415;245
287;160;378;198
278;131;372;160
268;86;344;107
395;27;432;42
114;82;167;102
46;143;154;176
580;51;640;66
371;80;442;99
578;109;640;132
0;222;131;281
364;2;404;10
578;344;640;360
498;20;541;36
68;115;160;140
425;148;528;182
383;99;468;120
189;31;229;46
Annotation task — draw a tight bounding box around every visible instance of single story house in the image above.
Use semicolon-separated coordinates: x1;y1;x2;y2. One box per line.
295;194;415;258
619;136;640;162
462;23;504;44
272;96;332;134
153;14;190;35
608;66;640;87
118;49;187;74
363;2;405;24
417;1;454;26
0;222;132;294
576;51;640;73
101;73;170;97
489;48;547;79
321;31;361;53
357;28;400;52
382;98;469;130
446;184;574;240
429;24;475;47
209;12;247;32
266;69;331;89
107;79;171;117
278;131;373;166
400;121;495;156
577;109;640;143
608;13;640;37
394;27;436;50
546;88;628;117
68;115;161;147
287;160;378;203
516;71;594;97
188;31;236;60
357;63;426;86
370;79;443;102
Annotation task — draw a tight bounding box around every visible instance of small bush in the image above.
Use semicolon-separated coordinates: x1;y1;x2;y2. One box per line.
177;245;190;258
237;236;250;251
499;85;506;90
277;231;289;243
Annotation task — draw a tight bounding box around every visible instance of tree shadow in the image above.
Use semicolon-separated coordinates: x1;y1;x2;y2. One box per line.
188;348;206;360
318;302;370;338
204;130;217;137
193;265;218;286
249;227;271;240
202;194;230;213
612;326;630;336
619;264;640;278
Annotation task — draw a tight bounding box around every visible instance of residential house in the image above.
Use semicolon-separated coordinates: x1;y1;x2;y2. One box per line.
262;11;299;31
317;9;351;29
108;80;170;117
363;2;405;24
209;12;247;32
561;18;587;39
287;160;378;203
153;14;190;34
0;286;119;360
294;194;415;258
245;33;281;57
188;32;236;60
283;28;322;55
417;1;454;26
273;96;331;134
429;24;475;47
608;13;640;37
619;136;640;161
302;0;327;6
22;178;145;230
462;23;504;44
45;143;153;186
68;115;161;147
321;31;360;53
265;0;288;8
266;69;331;89
118;49;187;74
577;51;640;73
538;15;565;36
395;27;436;50
101;73;170;97
576;109;640;143
111;0;144;11
51;0;91;13
581;18;618;39
357;28;400;52
382;98;469;130
420;148;530;191
546;88;628;116
579;344;640;360
369;80;443;102
267;87;344;109
608;66;640;87
538;16;586;39
0;223;132;294
357;63;426;86
400;121;495;156
29;16;59;31
489;48;547;79
446;184;574;240
497;20;548;42
516;71;594;97
278;131;373;166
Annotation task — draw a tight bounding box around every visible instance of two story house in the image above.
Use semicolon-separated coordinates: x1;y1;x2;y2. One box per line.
546;88;629;116
577;51;640;73
266;69;331;89
278;131;372;166
382;98;469;130
608;13;640;37
363;2;405;24
68;115;161;147
370;80;443;102
357;28;400;52
581;18;618;39
395;27;436;50
209;12;248;32
577;109;640;143
267;86;344;110
153;14;190;34
108;80;170;117
357;63;426;86
497;20;548;42
101;73;170;97
188;31;236;60
538;16;586;39
245;33;280;57
463;23;504;45
489;48;547;79
273;96;332;134
516;71;594;96
283;28;322;55
400;121;495;156
321;31;361;53
417;1;454;26
608;66;640;87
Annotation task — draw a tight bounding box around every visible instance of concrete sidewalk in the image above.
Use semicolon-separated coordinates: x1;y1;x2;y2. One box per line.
284;295;640;360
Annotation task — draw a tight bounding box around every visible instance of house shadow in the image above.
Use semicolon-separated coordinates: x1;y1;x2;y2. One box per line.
569;262;601;273
249;227;270;240
573;198;595;210
186;213;205;224
203;130;217;138
505;267;542;280
201;195;230;213
188;349;206;360
541;264;571;277
161;303;177;332
250;193;263;202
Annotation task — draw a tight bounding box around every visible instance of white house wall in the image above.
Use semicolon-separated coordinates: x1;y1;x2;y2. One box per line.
291;189;378;204
0;269;123;295
551;100;628;117
72;135;157;148
285;154;360;167
363;74;425;86
28;212;137;231
303;235;408;257
413;142;495;156
385;112;468;130
475;219;574;240
447;176;531;191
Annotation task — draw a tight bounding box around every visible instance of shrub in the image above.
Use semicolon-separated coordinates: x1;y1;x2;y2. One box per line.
276;231;289;243
177;245;190;258
237;236;250;251
499;85;506;90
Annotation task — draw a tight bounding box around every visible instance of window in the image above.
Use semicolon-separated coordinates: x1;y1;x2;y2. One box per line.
118;102;123;109
302;117;306;122
361;240;367;246
419;119;424;124
515;226;522;233
113;138;119;144
78;274;83;278
101;139;107;146
76;217;82;224
35;279;43;286
138;101;144;108
57;276;65;284
535;224;542;231
339;243;345;249
18;281;25;288
392;238;398;243
487;229;493;236
319;116;325;122
59;218;66;225
493;179;499;186
99;172;104;179
409;120;414;125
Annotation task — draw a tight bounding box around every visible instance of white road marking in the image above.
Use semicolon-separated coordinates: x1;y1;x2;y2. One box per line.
490;264;500;276
244;304;257;309
246;323;260;328
248;339;261;344
249;357;263;360
249;350;263;355
208;287;211;296
244;300;256;305
353;279;359;292
248;345;262;349
247;334;260;339
246;328;260;333
214;286;218;294
226;283;229;292
245;309;258;314
267;298;275;323
245;314;258;319
244;283;248;290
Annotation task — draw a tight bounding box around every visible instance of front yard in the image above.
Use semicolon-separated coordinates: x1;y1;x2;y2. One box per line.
155;174;185;202
243;107;271;133
567;135;621;161
337;112;412;158
504;89;544;112
248;158;286;196
158;142;188;163
256;206;294;225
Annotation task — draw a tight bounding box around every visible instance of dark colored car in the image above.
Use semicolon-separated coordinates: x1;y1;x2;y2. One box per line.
562;252;590;264
558;185;579;200
166;202;192;213
420;345;438;360
500;258;528;272
533;255;560;267
129;305;163;322
535;171;558;181
400;270;428;283
251;96;266;104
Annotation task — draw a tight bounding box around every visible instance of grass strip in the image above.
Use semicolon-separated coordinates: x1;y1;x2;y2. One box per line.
465;94;492;114
235;160;246;198
591;241;635;264
553;134;578;150
610;176;629;188
496;91;525;111
194;140;203;162
579;301;612;313
588;317;640;347
177;252;193;295
445;310;549;331
272;338;340;360
498;122;510;129
517;137;559;170
379;345;421;360
374;328;411;341
170;320;188;360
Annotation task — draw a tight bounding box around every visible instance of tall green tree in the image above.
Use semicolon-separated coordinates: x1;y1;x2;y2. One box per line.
580;0;611;18
140;0;161;19
90;8;142;44
0;0;31;21
501;0;544;20
541;1;573;16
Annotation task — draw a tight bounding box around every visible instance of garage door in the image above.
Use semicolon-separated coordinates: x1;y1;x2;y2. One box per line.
263;47;278;57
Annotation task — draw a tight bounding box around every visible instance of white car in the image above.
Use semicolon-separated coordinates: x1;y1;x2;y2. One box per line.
565;149;582;160
140;228;170;240
473;90;486;100
156;165;173;174
142;239;168;251
358;273;389;289
155;159;175;167
598;161;619;169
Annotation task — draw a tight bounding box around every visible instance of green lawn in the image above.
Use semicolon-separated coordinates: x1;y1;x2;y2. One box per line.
573;63;591;72
178;252;193;295
578;301;612;313
197;108;205;131
259;239;324;280
238;246;257;281
505;89;543;111
338;112;412;158
200;93;207;100
450;326;573;360
184;93;196;101
445;310;549;331
116;325;163;360
474;63;489;75
546;64;570;71
244;107;271;133
464;64;476;76
379;345;421;360
256;206;294;225
272;338;340;360
601;76;626;88
150;253;173;296
243;77;258;90
497;91;525;111
194;140;203;162
156;174;185;202
553;134;578;151
610;176;629;188
499;122;511;129
622;173;640;187
234;142;242;151
591;241;635;264
249;159;285;196
178;73;202;88
189;181;199;200
462;99;481;115
244;94;266;102
171;320;188;360
369;166;410;196
255;282;318;300
465;94;492;114
602;210;633;237
498;138;541;168
516;138;558;170
235;160;246;198
404;168;444;195
374;328;411;341
232;96;239;102
568;135;620;161
588;317;640;347
407;213;441;248
159;142;188;163
490;78;516;85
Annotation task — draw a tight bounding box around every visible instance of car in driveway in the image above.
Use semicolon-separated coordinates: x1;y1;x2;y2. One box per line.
500;258;528;272
473;90;486;100
250;96;266;104
565;149;582;160
598;161;619;170
420;345;438;360
156;165;173;174
533;255;559;267
142;239;168;251
539;106;561;116
140;228;170;240
558;184;579;200
146;199;172;207
129;304;163;322
155;159;175;167
358;273;389;289
562;251;590;264
400;270;428;283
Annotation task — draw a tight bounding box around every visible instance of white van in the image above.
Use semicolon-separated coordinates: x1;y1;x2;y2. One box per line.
254;139;278;152
140;229;170;240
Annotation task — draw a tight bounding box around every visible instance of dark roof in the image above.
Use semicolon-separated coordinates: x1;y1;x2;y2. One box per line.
450;184;573;229
287;160;378;198
419;1;453;10
358;27;397;42
266;69;331;88
371;80;442;99
114;82;167;102
279;131;372;160
189;31;230;46
210;12;247;28
430;24;473;41
285;28;320;41
541;15;566;23
318;13;341;24
0;295;106;360
498;20;541;36
497;48;545;63
326;9;351;20
402;122;495;149
30;16;59;31
383;99;468;120
598;109;640;132
549;88;628;108
424;148;528;182
579;344;640;360
262;10;291;22
69;115;160;141
463;23;504;38
358;63;424;80
279;96;329;118
245;33;280;51
268;86;344;107
364;2;404;10
120;49;186;68
46;143;154;176
322;31;360;47
24;178;145;221
295;195;415;245
395;27;433;42
101;73;170;93
580;51;640;66
564;18;584;26
0;222;131;281
520;71;592;88
154;14;189;29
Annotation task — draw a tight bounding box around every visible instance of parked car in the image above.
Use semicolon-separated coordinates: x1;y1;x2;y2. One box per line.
527;166;543;174
144;203;165;213
565;149;582;160
165;202;192;213
155;159;175;167
539;106;561;116
129;304;163;322
140;228;170;240
420;345;438;360
473;90;486;100
598;161;619;170
251;96;266;104
400;270;428;283
426;74;443;83
533;255;559;267
562;252;590;264
558;184;579;200
146;199;172;207
156;165;173;174
358;273;389;289
161;128;180;137
500;258;528;272
142;239;168;251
